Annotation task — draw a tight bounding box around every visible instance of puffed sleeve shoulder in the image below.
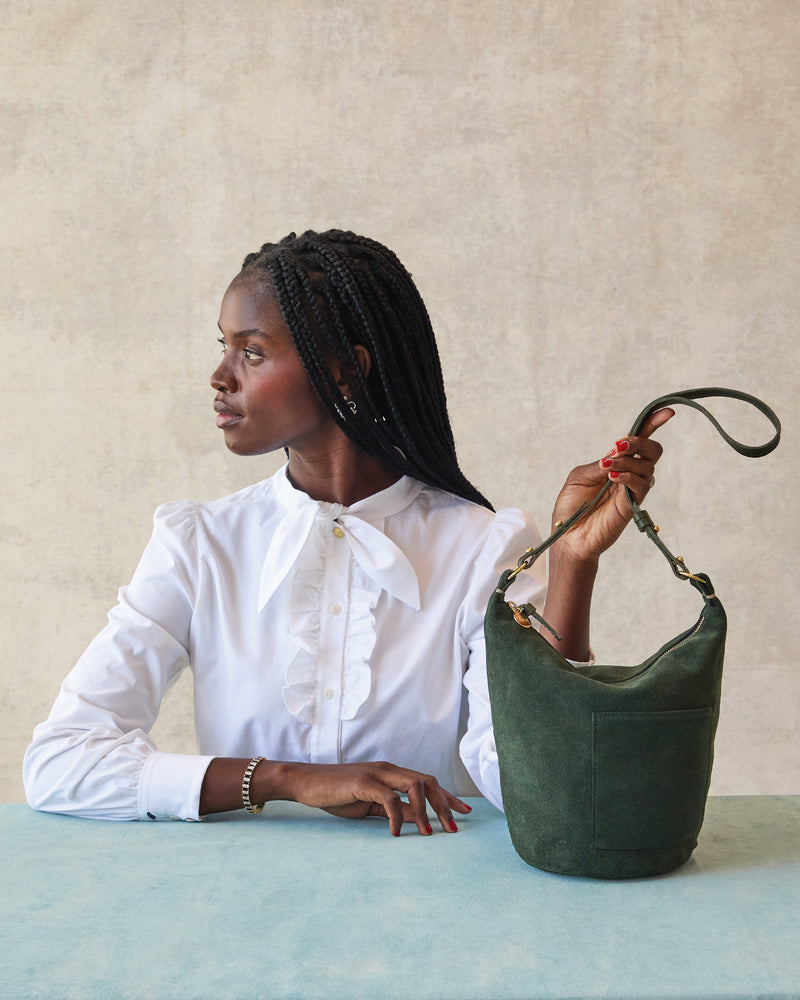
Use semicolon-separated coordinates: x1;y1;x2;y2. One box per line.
23;502;214;822
458;507;548;811
460;507;548;633
120;500;198;636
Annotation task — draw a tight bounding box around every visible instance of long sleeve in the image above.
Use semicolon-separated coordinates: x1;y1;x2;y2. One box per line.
457;508;548;810
23;502;214;820
458;508;597;810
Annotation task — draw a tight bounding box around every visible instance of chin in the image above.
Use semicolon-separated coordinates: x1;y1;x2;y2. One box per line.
224;438;278;458
223;439;251;456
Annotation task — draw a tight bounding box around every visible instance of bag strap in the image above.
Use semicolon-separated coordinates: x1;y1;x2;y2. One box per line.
501;388;780;617
626;387;780;458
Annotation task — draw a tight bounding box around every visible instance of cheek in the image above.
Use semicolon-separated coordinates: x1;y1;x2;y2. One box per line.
249;369;328;422
281;365;330;414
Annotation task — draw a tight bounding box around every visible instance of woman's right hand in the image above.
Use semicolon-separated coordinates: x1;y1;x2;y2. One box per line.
272;760;471;836
200;757;471;836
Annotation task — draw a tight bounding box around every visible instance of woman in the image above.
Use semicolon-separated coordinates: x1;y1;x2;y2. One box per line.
24;230;671;836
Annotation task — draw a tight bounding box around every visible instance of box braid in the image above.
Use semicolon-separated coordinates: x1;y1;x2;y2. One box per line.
238;230;493;510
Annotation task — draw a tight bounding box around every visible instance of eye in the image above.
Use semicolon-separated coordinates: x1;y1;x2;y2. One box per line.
242;347;263;362
217;336;227;354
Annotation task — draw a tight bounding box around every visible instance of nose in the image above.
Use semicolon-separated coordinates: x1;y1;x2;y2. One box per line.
211;357;237;393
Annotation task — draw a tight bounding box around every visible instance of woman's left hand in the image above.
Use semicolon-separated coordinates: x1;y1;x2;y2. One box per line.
550;407;675;564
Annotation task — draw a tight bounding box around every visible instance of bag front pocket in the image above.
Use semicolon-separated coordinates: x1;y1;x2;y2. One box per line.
592;707;713;850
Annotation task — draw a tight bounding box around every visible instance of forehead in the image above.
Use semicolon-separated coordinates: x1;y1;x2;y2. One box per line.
218;277;287;336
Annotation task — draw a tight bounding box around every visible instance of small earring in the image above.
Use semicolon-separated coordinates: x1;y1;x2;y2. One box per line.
343;395;358;415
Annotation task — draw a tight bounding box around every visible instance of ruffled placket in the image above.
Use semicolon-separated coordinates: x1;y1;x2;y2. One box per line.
257;469;422;764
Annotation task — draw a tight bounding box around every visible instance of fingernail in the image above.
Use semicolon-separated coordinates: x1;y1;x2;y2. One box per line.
392;829;401;837
449;820;459;832
425;822;433;834
615;439;630;452
608;471;621;479
464;804;472;812
600;457;614;469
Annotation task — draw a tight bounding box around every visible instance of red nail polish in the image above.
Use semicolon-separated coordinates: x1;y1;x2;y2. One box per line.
608;471;621;479
425;822;433;834
392;828;401;837
601;457;614;469
615;439;630;452
449;820;459;832
464;804;472;812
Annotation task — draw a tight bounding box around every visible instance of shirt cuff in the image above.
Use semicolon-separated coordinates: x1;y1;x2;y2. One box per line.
567;647;596;669
138;751;215;821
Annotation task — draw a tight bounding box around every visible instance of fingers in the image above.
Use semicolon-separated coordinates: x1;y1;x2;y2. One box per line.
291;761;470;838
638;406;675;439
380;787;408;838
393;771;471;837
600;449;657;503
598;408;674;503
361;764;471;837
407;775;446;836
420;782;472;835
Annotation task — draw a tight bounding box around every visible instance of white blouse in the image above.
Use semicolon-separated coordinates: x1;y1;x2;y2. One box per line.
24;467;548;821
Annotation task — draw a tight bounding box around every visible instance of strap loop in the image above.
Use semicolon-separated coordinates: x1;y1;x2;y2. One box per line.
627;387;780;457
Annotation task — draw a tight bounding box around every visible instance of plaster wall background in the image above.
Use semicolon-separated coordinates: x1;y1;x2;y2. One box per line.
2;0;798;804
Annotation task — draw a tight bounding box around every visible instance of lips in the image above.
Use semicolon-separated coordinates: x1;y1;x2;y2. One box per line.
213;400;242;415
214;399;244;427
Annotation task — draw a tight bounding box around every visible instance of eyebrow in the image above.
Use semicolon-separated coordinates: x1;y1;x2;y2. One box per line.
216;324;274;341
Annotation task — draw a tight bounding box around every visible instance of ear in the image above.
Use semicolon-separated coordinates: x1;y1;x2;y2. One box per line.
352;344;372;380
333;344;372;394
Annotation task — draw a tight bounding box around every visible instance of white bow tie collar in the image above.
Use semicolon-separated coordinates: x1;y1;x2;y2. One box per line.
257;468;423;613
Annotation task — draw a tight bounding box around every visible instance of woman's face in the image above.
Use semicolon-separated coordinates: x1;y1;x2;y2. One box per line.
211;279;340;457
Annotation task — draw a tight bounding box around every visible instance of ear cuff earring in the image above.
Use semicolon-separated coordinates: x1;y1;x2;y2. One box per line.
343;395;358;415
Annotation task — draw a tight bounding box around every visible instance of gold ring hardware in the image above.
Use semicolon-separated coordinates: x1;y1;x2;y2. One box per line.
508;601;532;628
506;548;535;583
675;557;706;585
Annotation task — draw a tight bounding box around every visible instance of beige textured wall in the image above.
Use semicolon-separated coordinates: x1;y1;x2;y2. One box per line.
2;1;798;803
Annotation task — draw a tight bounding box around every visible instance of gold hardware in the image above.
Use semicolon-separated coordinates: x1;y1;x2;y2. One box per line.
508;602;532;628
506;548;535;583
653;525;660;533
675;557;706;585
555;520;563;528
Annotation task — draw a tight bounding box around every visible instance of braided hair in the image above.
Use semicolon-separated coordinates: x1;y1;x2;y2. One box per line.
238;230;493;510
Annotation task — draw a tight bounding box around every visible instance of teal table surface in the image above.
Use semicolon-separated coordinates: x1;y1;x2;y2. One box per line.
1;796;799;1000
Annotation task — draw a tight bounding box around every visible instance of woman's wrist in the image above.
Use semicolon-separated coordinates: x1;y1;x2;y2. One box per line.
250;759;298;805
541;544;598;661
199;757;300;815
547;540;599;580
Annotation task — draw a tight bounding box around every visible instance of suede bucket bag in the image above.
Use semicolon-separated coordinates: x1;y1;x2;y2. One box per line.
485;388;780;878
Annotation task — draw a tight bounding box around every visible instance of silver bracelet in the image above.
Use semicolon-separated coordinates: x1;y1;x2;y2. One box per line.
242;756;266;814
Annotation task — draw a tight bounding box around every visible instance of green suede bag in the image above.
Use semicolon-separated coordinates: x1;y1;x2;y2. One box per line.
485;388;780;879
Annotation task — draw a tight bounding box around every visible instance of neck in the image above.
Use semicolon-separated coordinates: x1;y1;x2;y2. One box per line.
286;443;400;506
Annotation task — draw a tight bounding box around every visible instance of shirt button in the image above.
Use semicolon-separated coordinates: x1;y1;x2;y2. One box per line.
333;526;345;538
323;687;335;700
329;604;342;616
